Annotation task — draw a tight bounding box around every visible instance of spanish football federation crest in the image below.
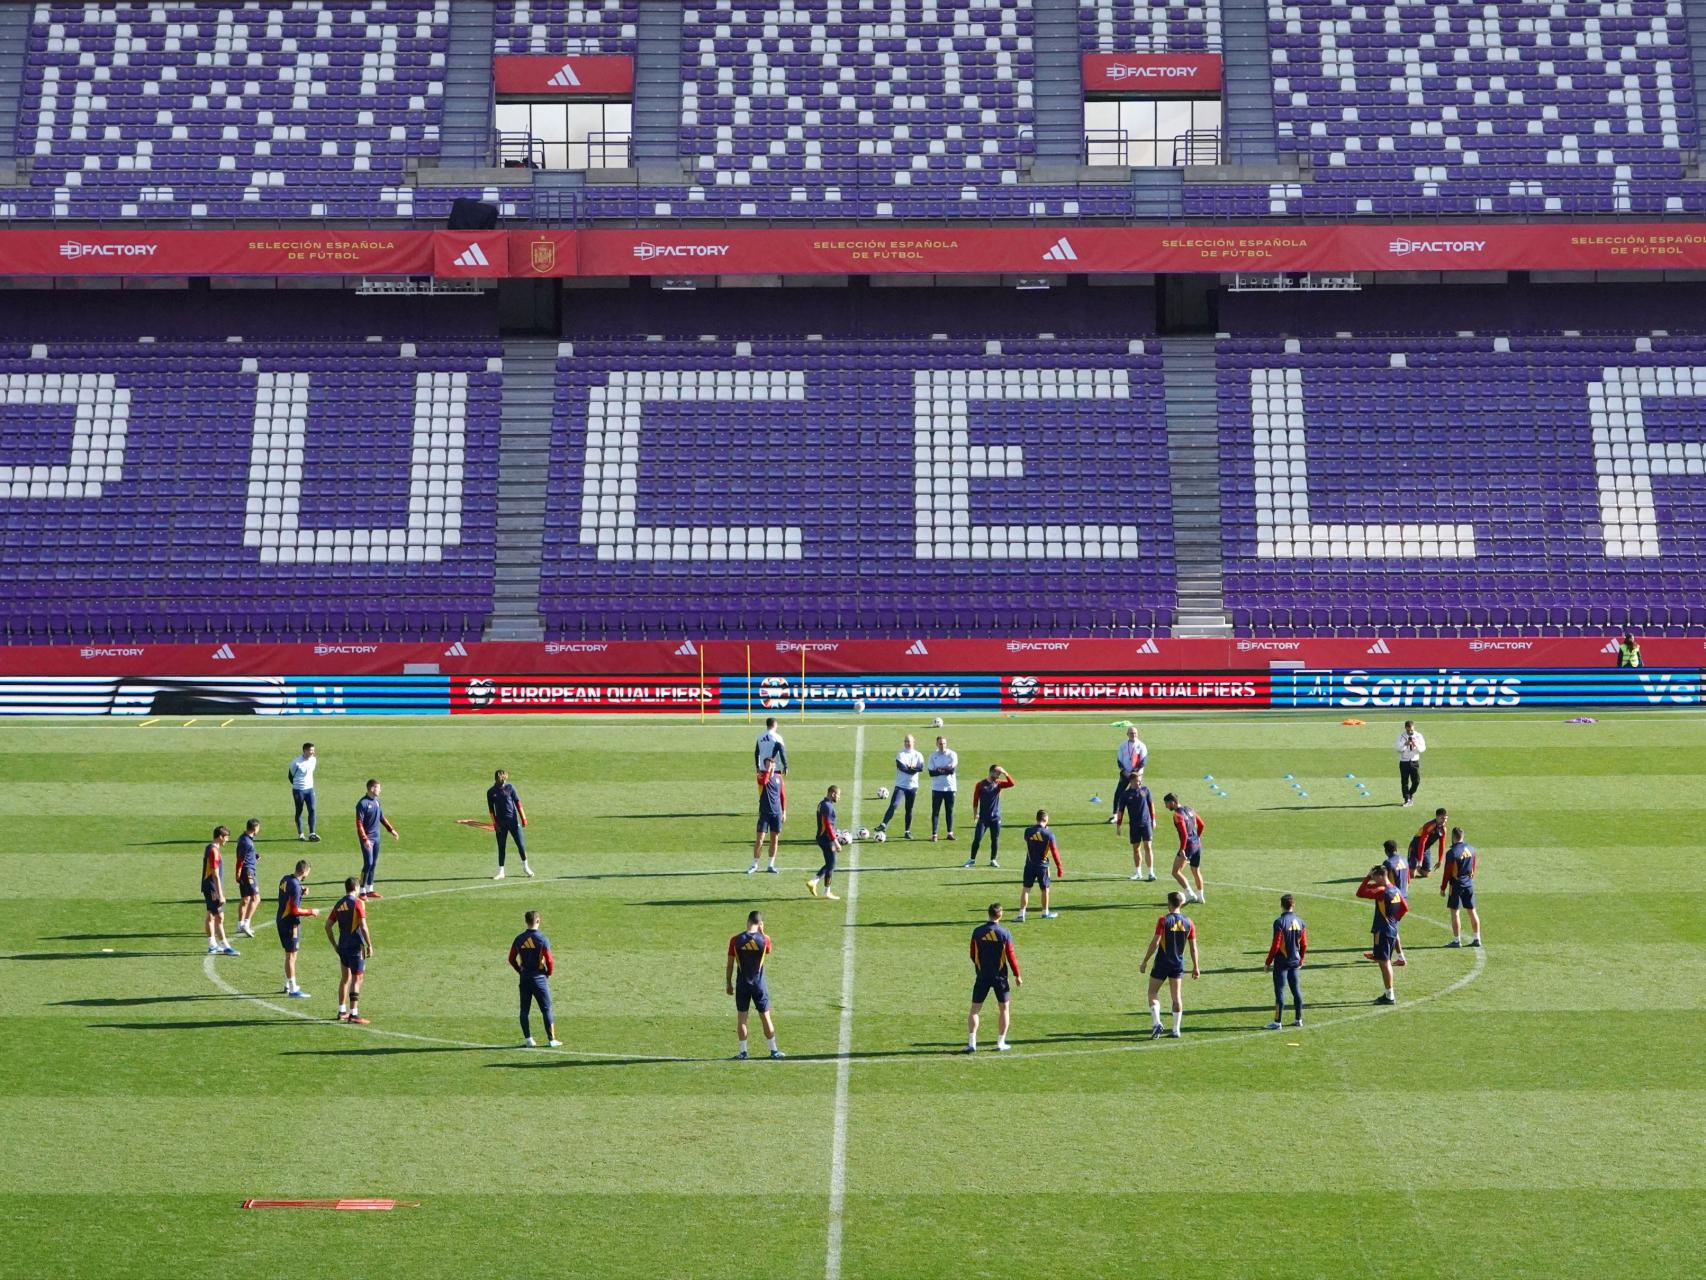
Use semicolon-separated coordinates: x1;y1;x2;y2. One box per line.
529;238;557;274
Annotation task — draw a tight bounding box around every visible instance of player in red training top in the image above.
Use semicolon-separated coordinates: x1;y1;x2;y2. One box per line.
325;876;374;1024
748;763;785;875
1408;807;1449;879
201;826;238;956
1140;891;1201;1039
1357;862;1407;1005
1164;794;1208;904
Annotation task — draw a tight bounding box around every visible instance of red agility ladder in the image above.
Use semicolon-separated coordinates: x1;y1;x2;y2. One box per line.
241;1199;418;1211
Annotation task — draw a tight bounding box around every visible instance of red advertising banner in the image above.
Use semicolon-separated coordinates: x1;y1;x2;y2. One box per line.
568;222;1706;277
450;675;718;713
1083;53;1223;93
493;55;635;97
0;230;437;276
3;223;1706;280
434;231;510;277
3;635;1692;677
507;230;581;277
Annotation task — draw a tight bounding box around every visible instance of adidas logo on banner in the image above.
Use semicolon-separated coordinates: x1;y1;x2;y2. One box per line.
1601;639;1620;654
1366;639;1391;655
444;641;468;658
1135;638;1159;655
1042;236;1078;262
905;640;930;656
210;643;235;660
548;62;581;87
451;243;490;269
676;639;698;656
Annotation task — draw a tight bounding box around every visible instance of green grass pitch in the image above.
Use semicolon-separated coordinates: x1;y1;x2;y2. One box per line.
2;710;1703;1279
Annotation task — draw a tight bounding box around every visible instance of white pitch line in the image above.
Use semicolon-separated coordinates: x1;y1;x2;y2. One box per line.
824;723;864;1280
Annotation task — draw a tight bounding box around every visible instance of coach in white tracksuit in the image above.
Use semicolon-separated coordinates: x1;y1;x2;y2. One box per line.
928;736;959;841
876;734;924;838
1396;720;1426;807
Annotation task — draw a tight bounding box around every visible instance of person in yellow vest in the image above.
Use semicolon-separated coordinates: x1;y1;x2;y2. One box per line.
1615;633;1641;668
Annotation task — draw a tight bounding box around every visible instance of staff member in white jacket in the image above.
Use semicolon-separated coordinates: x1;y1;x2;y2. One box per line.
1396;720;1426;808
928;735;959;841
875;733;925;839
288;743;319;842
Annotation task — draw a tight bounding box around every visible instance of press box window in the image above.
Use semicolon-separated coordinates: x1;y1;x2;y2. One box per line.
1085;98;1222;168
496;101;633;171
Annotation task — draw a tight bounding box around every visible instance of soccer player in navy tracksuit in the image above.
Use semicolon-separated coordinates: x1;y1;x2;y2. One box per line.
488;769;532;880
233;818;263;938
201;826;238;956
806;786;842;900
325;876;374;1024
748;763;785;875
1440;826;1483;948
1357;862;1407;1004
1016;811;1063;922
276;859;318;998
725;910;783;1059
1264;894;1307;1029
1119;779;1157;881
962;765;1014;868
963;903;1022;1053
1369;838;1409;967
354;779;400;899
509;910;560;1047
1164;793;1207;903
1140;891;1201;1039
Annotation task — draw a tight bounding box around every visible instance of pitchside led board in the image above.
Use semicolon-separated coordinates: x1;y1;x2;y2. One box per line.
0;668;1699;715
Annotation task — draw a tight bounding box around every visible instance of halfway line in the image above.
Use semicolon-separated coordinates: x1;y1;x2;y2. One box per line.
824;723;863;1280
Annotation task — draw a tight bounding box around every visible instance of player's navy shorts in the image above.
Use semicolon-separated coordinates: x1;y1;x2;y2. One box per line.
1022;862;1050;889
1370;933;1397;962
756;810;781;835
1178;847;1202;869
337;943;366;974
1151;960;1184;981
1129;825;1153;844
201;878;222;912
277;920;300;953
734;977;770;1013
816;839;837;872
1447;883;1475;910
237;871;258;898
971;973;1011;1005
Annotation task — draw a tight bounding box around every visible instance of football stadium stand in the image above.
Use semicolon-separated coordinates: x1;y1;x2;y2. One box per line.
539;336;1174;638
0;338;499;642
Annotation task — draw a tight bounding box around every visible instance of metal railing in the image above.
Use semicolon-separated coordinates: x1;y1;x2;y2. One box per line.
1085;127;1224;168
497;130;633;173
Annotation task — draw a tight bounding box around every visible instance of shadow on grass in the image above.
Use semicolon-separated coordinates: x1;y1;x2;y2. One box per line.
282;1045;495;1059
53;993;247;1007
485;1056;690;1070
44;931;203;942
4;950;171;961
91;1018;300;1030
